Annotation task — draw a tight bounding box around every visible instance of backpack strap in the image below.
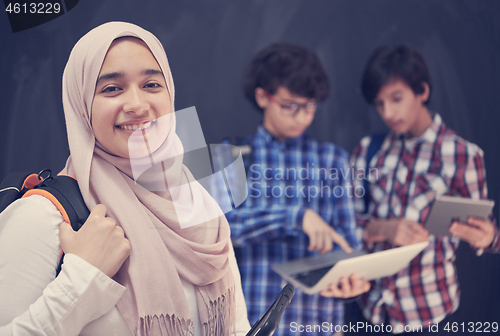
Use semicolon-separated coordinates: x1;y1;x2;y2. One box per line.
0;172;34;212
363;133;387;213
0;169;90;276
28;170;90;275
23;171;89;232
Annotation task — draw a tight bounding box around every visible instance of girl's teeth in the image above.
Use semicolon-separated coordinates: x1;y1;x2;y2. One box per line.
119;121;153;131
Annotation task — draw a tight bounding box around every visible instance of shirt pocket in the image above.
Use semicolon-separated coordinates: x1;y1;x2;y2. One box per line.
412;171;451;222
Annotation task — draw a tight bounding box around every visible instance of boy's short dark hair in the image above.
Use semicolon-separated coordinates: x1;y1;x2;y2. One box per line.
361;45;432;105
244;43;330;111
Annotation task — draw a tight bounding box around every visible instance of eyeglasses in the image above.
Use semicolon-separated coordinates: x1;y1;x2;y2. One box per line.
263;89;317;117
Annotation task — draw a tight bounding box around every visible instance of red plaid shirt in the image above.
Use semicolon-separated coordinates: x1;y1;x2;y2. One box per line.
351;113;496;331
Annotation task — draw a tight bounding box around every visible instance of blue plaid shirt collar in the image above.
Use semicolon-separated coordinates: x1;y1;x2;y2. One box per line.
255;125;304;148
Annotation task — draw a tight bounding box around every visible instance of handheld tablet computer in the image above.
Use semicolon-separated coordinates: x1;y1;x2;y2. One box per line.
246;283;295;336
425;196;494;237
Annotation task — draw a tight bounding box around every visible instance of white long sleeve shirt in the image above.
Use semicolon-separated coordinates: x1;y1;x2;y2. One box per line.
0;195;250;336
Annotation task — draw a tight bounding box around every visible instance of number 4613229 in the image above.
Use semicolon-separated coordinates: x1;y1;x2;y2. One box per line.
444;322;498;333
5;2;61;14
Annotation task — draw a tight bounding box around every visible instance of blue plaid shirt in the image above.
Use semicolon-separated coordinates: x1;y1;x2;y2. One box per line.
225;126;359;336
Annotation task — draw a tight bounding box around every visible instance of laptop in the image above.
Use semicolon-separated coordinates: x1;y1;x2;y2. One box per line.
271;241;429;294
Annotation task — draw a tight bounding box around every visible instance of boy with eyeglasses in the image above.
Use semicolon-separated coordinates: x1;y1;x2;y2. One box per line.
225;43;369;336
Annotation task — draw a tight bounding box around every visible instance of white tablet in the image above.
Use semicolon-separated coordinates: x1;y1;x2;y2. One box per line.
271;241;429;295
425;196;494;238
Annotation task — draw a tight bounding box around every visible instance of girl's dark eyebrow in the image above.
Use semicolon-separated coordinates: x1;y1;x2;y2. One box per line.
144;69;163;76
96;72;124;85
96;69;163;85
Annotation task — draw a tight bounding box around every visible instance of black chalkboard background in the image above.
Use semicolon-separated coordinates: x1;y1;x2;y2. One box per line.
0;0;499;329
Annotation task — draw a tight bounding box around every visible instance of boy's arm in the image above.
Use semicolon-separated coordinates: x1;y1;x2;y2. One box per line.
226;203;307;247
448;147;500;253
227;149;357;251
449;217;499;253
209;141;307;246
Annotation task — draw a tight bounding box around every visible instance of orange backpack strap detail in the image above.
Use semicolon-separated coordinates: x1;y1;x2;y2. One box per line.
21;174;40;190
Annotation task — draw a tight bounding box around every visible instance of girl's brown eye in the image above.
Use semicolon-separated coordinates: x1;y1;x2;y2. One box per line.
102;86;121;93
144;83;161;88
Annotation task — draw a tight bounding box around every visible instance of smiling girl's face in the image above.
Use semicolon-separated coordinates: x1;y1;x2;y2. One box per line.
91;37;172;158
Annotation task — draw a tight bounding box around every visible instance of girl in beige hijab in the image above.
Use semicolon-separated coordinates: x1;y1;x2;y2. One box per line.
0;21;250;336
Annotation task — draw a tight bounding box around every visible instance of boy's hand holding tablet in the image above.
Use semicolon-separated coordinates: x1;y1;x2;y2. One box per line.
449;217;496;249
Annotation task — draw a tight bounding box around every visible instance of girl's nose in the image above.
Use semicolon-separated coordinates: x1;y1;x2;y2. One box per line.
123;86;149;115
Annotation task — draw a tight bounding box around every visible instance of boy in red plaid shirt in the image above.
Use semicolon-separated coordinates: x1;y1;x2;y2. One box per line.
348;45;498;334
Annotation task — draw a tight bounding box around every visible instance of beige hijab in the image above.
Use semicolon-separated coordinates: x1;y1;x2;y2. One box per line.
61;21;235;335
